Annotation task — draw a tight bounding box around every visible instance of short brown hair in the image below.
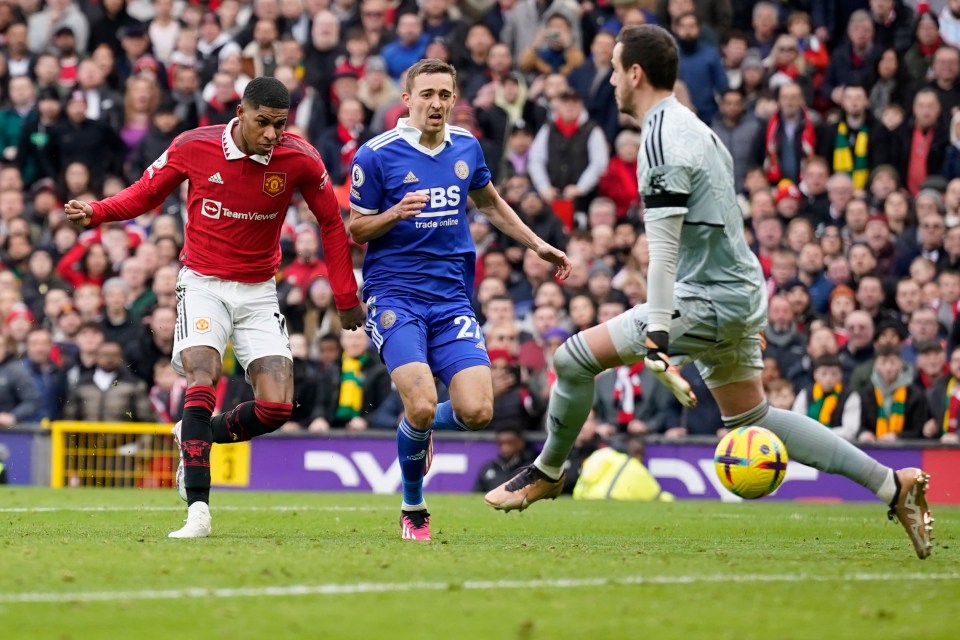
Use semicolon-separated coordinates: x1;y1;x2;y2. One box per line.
405;58;457;94
875;344;902;360
617;24;678;91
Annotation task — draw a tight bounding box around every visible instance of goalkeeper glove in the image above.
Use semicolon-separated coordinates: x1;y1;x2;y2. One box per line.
644;330;671;372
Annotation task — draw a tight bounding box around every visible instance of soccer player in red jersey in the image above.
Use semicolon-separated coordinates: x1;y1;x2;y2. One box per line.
66;77;364;538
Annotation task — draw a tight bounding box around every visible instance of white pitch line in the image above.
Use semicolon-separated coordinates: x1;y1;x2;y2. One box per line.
0;505;394;514
1;572;958;605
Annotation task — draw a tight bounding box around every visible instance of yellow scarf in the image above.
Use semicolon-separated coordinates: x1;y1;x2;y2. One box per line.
808;382;841;426
875;385;907;437
833;121;870;189
335;355;367;421
942;377;960;433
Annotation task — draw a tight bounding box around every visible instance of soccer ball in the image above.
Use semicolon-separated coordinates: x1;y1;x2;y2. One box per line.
713;426;789;499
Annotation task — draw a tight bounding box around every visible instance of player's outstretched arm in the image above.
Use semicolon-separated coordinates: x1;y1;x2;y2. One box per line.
470;182;572;280
83;144;187;226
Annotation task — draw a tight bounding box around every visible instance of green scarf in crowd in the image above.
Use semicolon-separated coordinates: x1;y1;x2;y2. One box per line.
335;354;369;422
833;121;870;189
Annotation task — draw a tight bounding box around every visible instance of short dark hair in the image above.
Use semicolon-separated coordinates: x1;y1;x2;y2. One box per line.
812;354;842;371
405;58;457;94
617;25;678;91
78;320;105;335
242;76;290;110
875;344;902;359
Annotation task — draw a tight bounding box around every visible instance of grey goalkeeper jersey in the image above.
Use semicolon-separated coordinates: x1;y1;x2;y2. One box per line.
638;95;767;337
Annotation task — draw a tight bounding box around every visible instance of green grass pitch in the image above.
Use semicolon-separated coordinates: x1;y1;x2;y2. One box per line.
1;488;956;640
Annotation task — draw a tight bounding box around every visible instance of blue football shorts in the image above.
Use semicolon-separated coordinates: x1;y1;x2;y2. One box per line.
364;296;490;386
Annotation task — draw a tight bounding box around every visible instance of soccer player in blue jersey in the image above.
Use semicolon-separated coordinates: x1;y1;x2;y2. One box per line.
349;59;571;541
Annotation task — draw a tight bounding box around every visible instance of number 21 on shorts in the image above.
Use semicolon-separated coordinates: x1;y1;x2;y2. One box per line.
453;315;482;340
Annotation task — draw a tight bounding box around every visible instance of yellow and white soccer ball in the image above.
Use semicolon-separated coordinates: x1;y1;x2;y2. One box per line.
714;426;789;499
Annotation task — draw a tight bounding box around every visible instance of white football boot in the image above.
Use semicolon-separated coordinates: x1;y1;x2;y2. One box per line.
168;502;212;539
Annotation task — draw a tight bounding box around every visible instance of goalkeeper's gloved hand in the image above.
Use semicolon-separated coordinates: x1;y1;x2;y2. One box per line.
644;330;670;372
644;329;697;407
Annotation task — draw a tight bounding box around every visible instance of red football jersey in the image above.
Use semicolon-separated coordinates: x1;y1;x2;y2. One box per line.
90;121;359;310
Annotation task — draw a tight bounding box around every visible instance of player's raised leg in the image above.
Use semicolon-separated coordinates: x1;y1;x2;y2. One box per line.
712;373;933;559
209;293;296;444
210;356;294;442
169;345;218;539
485;323;619;511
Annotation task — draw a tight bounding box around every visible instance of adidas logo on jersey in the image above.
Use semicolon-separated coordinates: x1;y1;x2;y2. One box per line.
208;172;224;184
402;171;419;184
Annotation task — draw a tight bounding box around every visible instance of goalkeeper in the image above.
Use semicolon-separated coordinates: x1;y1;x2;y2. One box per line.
485;24;933;561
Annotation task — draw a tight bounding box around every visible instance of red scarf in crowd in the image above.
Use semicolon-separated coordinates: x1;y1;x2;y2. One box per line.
764;109;816;183
337;123;360;173
554;116;580;138
774;64;800;80
919;36;942;58
613;362;645;426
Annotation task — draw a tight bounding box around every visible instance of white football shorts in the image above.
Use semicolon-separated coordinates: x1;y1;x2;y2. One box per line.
171;267;292;375
607;294;765;389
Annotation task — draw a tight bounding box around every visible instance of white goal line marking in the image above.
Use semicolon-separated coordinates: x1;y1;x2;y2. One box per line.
0;505;393;514
2;572;958;605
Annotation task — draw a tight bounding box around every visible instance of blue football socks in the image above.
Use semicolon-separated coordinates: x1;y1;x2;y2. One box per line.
431;400;470;431
397;418;430;508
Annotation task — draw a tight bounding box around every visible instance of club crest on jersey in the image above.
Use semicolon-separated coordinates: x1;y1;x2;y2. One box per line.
454;160;469;179
352;164;365;187
194;318;211;334
263;172;286;197
647;172;667;194
380;310;397;329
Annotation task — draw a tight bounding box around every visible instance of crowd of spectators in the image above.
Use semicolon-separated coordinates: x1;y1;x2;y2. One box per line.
1;0;960;450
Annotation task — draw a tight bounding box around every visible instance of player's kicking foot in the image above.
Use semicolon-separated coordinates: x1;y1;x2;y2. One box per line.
889;468;933;559
168;502;212;539
650;364;697;408
172;421;187;502
400;510;431;541
484;464;565;512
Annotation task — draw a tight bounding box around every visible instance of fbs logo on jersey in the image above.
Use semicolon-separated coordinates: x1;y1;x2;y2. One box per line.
263;172;286;197
194;318;211;334
454;160;469;179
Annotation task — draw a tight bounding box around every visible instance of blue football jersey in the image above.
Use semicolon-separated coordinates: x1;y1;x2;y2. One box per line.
349;120;492;304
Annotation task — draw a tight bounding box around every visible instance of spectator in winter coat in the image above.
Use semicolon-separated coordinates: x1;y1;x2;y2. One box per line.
823;10;881;105
858;345;933;441
0;332;40;428
673;12;728;124
598;130;642;219
64;340;154;422
711;88;760;193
